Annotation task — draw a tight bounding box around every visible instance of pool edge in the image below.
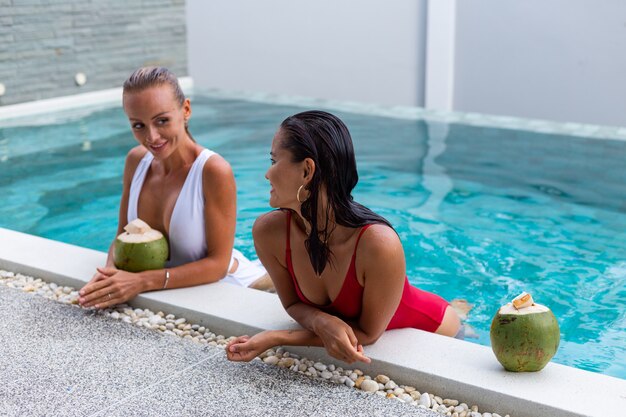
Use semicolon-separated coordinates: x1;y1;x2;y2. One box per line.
0;78;193;121
2;81;626;143
1;227;624;417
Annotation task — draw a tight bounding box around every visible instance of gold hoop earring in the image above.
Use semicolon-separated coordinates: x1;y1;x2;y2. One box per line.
297;185;307;203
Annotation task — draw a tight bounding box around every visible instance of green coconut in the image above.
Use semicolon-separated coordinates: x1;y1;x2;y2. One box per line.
113;219;169;273
490;294;560;372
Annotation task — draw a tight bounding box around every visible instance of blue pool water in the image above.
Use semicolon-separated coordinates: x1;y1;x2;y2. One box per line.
1;95;625;379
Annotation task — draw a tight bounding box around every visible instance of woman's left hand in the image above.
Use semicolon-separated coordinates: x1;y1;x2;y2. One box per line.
78;267;143;309
226;331;276;362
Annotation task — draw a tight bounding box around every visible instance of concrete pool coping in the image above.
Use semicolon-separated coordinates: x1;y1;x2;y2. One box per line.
1;227;625;417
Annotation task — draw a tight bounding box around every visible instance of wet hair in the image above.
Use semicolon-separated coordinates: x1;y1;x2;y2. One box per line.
123;67;185;104
122;67;193;139
279;110;393;275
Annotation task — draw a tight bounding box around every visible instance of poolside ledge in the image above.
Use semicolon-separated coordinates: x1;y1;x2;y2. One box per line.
1;227;624;417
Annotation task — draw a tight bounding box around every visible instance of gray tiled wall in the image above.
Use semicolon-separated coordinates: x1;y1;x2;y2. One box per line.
0;0;188;106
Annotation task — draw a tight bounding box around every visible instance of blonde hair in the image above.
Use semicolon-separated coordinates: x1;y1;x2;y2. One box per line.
123;67;194;138
123;67;186;106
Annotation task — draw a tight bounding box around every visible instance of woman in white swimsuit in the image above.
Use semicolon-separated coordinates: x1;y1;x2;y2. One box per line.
79;67;271;309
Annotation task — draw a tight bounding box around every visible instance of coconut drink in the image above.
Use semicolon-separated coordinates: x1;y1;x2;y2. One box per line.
113;219;169;273
490;292;560;372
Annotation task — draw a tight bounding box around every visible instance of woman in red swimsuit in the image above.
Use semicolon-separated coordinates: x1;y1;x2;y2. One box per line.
227;111;461;364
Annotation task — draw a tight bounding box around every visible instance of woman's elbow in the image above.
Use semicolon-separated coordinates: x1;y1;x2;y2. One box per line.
200;256;231;283
360;330;384;346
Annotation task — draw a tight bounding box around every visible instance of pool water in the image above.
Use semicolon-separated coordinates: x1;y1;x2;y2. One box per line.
1;95;624;379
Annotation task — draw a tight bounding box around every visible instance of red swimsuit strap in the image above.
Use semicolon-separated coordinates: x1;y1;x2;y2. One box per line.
285;210;319;307
328;224;372;310
285;209;374;310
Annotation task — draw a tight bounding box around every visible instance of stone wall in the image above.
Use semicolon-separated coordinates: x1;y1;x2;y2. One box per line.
0;0;187;105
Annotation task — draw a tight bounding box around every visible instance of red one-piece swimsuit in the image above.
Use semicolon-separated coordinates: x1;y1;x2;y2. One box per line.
284;211;449;332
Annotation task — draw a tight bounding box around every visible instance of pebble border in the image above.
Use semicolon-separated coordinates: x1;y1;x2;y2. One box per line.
0;269;511;417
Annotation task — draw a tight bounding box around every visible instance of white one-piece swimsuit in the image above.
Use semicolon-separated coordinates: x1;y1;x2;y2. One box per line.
127;148;266;287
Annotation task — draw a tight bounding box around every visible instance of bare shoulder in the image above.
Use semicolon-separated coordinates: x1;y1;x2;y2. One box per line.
253;210;288;241
253;210;289;266
358;223;404;263
252;210;287;250
125;145;148;166
122;146;148;181
202;152;234;185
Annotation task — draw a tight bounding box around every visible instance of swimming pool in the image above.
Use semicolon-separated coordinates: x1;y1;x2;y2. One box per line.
1;94;624;379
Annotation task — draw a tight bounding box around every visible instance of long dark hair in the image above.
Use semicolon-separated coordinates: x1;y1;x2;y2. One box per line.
280;110;393;275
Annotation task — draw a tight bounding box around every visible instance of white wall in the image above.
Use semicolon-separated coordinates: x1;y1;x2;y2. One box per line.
454;0;626;126
186;0;427;107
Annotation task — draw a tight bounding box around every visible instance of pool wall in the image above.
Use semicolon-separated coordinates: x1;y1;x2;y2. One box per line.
2;227;624;417
0;0;187;106
0;78;192;121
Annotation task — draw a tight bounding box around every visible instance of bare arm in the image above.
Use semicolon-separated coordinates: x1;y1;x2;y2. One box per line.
80;150;237;307
130;154;236;291
227;211;405;363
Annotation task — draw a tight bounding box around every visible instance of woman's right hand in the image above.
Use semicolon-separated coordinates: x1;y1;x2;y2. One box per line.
226;331;277;362
313;314;371;364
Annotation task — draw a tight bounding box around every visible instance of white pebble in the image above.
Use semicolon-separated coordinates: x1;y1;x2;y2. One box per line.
375;374;390;384
262;356;279;365
344;378;355;388
419;393;431;408
320;370;332;379
360;380;379;393
398;393;413;403
384;380;397;390
313;362;327;371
